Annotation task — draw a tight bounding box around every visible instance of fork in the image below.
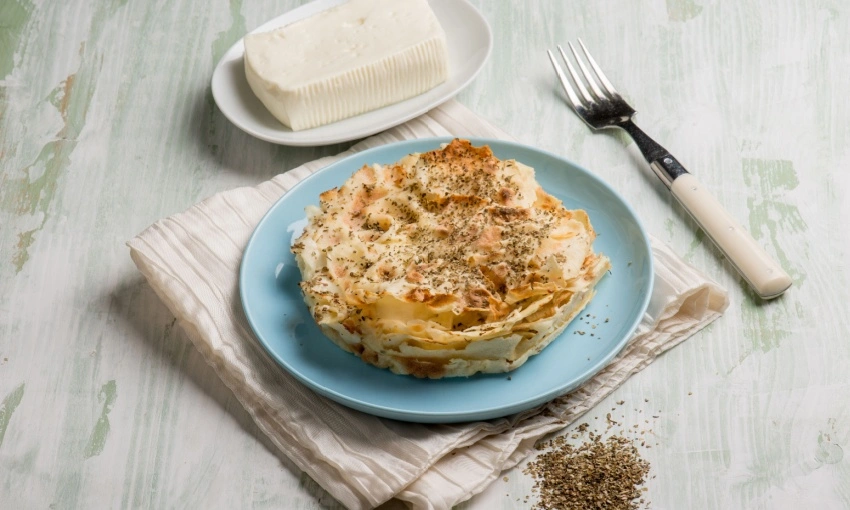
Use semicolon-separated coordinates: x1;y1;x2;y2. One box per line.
547;40;791;300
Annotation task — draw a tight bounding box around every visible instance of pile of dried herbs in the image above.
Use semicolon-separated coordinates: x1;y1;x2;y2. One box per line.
524;427;651;510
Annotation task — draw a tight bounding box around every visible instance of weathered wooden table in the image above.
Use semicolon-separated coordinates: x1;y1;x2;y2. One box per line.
2;0;848;508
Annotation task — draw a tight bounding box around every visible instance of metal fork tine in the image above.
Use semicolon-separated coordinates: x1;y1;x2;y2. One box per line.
568;42;605;100
557;45;595;106
577;39;619;98
546;49;584;110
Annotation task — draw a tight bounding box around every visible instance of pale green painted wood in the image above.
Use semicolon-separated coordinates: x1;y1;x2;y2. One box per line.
1;0;848;508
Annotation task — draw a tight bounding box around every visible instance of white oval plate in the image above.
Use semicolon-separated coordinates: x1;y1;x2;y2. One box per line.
211;0;492;146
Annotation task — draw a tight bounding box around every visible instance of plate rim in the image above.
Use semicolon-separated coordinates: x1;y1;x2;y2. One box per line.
240;137;654;422
210;0;494;147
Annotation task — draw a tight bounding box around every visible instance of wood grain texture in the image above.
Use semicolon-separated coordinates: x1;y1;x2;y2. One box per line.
1;0;848;508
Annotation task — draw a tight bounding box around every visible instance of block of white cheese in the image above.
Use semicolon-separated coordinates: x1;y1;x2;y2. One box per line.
243;0;449;131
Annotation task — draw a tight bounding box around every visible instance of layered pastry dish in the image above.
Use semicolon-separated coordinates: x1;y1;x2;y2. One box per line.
292;139;610;378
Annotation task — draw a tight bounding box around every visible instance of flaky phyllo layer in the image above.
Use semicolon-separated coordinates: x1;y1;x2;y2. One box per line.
292;139;610;378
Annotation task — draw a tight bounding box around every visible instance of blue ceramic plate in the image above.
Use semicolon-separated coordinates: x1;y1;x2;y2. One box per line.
240;138;653;423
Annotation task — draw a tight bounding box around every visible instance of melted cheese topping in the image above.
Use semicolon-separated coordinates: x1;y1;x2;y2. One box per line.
292;139;610;378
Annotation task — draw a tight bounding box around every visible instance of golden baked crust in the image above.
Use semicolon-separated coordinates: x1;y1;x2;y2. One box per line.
292;139;610;378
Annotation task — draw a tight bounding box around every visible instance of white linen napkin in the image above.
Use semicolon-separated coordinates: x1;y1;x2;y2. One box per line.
127;100;728;510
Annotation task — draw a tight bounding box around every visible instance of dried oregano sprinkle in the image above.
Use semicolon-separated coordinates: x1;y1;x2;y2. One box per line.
524;429;651;510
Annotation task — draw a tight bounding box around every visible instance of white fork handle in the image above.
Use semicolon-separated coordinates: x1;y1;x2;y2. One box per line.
670;173;792;299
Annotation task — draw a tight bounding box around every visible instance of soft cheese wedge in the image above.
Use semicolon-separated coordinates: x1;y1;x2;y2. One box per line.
244;0;449;131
